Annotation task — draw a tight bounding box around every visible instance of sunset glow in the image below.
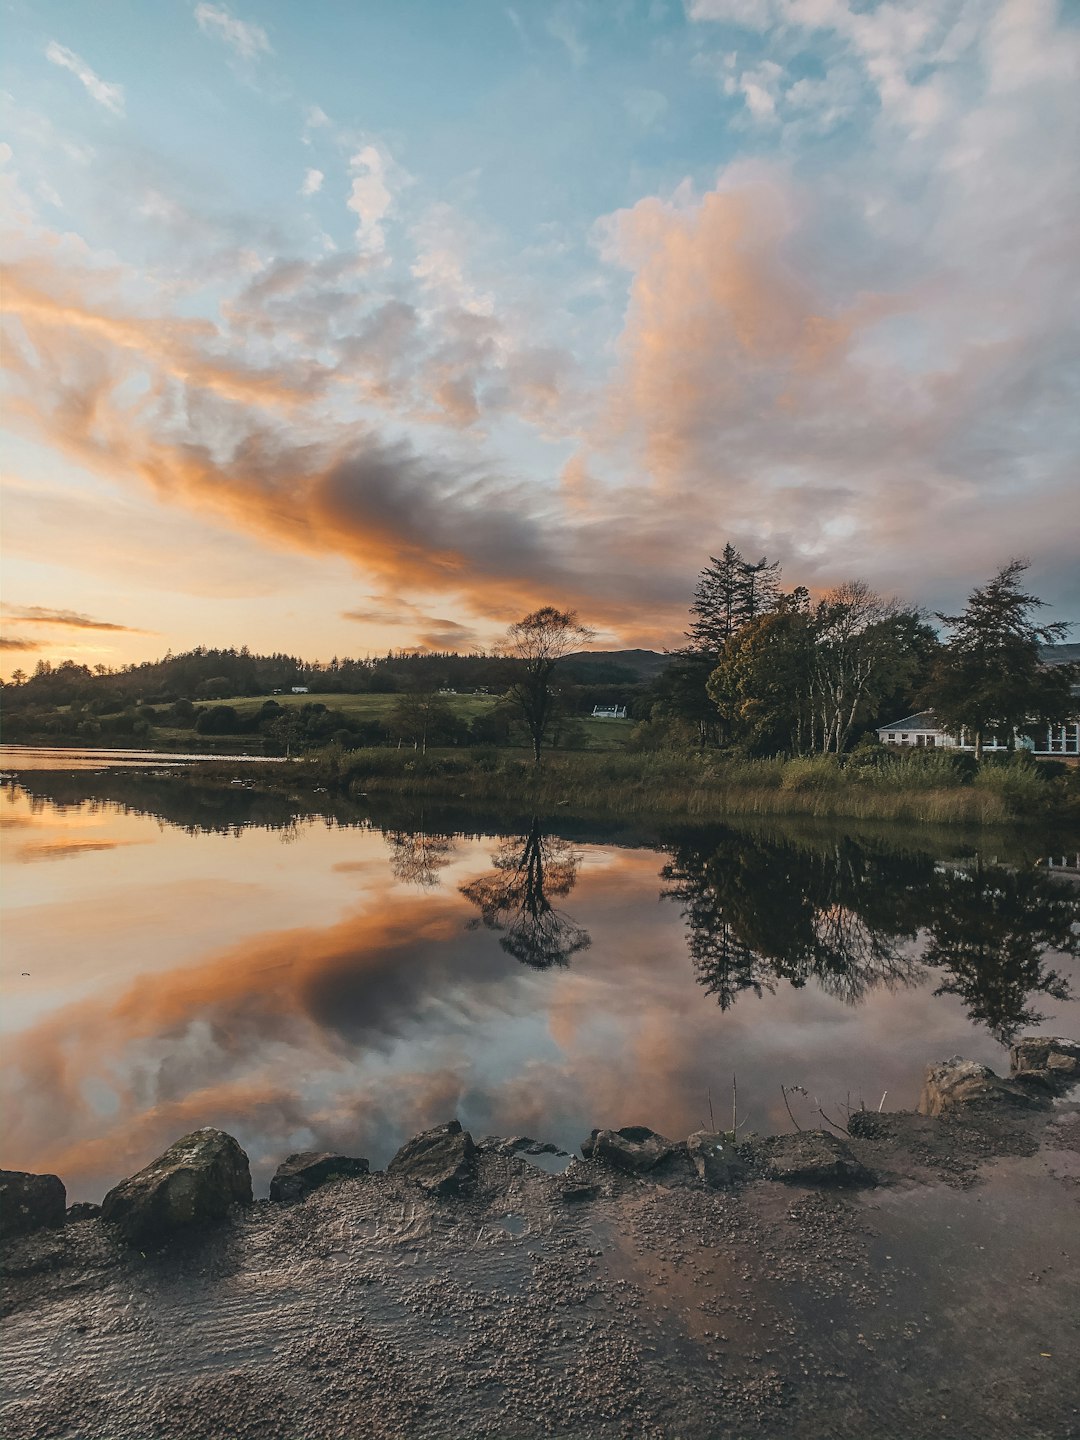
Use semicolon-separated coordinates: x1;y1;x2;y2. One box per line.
2;1;1078;667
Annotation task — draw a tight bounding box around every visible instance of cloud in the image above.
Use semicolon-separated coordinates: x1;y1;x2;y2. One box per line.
44;42;125;116
300;167;324;197
0;636;40;652
347;145;393;251
194;3;272;60
0;605;151;633
547;4;588;65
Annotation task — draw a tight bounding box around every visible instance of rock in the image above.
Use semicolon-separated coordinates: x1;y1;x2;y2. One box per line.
753;1131;874;1187
66;1202;102;1222
477;1135;567;1158
101;1128;252;1247
918;1057;1049;1117
387;1121;477;1197
0;1170;66;1239
560;1183;598;1203
686;1131;747;1188
1009;1036;1080;1091
269;1151;369;1203
580;1126;675;1174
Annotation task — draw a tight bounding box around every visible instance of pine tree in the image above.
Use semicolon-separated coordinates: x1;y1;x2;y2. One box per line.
929;559;1073;760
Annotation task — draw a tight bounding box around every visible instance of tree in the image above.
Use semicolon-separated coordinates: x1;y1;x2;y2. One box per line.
687;546;783;653
929;559;1073;760
501;607;594;763
709;583;927;755
388;690;455;754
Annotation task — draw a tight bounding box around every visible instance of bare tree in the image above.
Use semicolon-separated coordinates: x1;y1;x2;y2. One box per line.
501;607;594;763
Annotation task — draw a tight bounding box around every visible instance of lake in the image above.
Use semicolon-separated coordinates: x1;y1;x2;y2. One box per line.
2;766;1078;1202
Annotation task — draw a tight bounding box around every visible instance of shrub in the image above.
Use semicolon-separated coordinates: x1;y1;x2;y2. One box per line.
973;756;1048;812
780;755;841;791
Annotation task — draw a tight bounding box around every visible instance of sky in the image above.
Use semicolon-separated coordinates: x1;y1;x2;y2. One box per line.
1;0;1078;673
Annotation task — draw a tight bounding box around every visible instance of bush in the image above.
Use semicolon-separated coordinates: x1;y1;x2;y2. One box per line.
780;755;841;791
973;756;1048;812
195;705;239;736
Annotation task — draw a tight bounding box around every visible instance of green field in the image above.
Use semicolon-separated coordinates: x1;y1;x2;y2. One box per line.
217;691;501;722
196;691;636;752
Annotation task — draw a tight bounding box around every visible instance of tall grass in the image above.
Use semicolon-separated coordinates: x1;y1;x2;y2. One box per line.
285;743;1069;825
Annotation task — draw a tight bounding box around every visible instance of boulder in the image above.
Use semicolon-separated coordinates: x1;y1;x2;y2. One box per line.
580;1126;675;1174
754;1130;874;1187
918;1057;1049;1117
269;1151;369;1203
0;1170;66;1240
686;1131;747;1188
66;1202;102;1223
101;1128;252;1247
387;1121;477;1197
1009;1036;1080;1092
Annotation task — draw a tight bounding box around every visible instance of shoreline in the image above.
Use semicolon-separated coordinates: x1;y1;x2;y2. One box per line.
4;742;1079;829
3;1040;1078;1440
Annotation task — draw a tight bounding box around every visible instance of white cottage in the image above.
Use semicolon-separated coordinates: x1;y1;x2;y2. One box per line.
877;642;1080;757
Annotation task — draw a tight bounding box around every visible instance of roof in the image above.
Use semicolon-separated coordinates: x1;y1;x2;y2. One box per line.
1040;643;1080;668
877;711;943;732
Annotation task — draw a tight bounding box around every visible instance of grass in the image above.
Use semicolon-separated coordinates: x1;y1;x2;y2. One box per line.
268;746;1077;826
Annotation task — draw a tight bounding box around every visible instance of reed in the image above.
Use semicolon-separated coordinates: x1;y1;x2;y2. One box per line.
281;745;1071;825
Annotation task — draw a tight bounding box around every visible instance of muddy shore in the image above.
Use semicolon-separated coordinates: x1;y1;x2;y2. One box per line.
3;1058;1078;1440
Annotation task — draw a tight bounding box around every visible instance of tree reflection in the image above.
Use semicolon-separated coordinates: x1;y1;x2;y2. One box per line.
460;818;591;969
926;864;1077;1042
384;825;456;888
662;828;1078;1039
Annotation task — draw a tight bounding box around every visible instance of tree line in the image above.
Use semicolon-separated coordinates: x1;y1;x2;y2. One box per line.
640;551;1074;759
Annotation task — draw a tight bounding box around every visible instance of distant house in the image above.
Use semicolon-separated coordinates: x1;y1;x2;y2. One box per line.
877;644;1080;758
592;704;628;720
291;686;309;694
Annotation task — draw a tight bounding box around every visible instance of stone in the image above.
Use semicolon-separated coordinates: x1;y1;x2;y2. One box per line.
1009;1036;1080;1090
269;1151;369;1203
101;1128;252;1247
0;1170;66;1239
918;1057;1049;1117
66;1202;102;1223
580;1126;675;1174
560;1183;598;1203
387;1120;477;1197
686;1131;747;1188
754;1130;874;1187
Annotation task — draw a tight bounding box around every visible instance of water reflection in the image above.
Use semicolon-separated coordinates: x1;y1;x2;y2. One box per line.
662;828;1079;1043
460;818;591;969
384;824;457;888
3;776;1079;1199
925;864;1074;1041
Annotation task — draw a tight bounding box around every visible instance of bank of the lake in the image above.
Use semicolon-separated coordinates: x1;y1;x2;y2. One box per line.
3;1042;1078;1440
6;741;1079;825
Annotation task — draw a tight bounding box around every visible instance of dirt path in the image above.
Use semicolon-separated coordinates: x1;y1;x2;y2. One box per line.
3;1109;1078;1440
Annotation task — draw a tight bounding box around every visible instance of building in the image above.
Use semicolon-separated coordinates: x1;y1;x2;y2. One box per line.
592;704;628;719
291;686;309;694
877;644;1080;757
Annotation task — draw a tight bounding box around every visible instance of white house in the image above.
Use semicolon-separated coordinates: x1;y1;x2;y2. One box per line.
592;704;628;719
291;686;309;694
877;643;1080;757
877;711;1080;756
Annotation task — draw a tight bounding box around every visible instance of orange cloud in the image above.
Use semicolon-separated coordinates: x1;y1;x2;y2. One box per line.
1;605;150;633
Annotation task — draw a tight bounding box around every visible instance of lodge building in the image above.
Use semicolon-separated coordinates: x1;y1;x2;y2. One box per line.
876;644;1080;759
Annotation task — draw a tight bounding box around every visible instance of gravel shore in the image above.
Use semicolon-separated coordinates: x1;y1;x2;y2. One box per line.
3;1088;1078;1440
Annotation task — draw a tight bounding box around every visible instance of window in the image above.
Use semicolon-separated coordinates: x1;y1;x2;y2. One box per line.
901;733;909;741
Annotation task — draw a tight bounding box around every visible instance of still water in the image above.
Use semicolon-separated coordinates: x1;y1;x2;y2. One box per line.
2;770;1078;1201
